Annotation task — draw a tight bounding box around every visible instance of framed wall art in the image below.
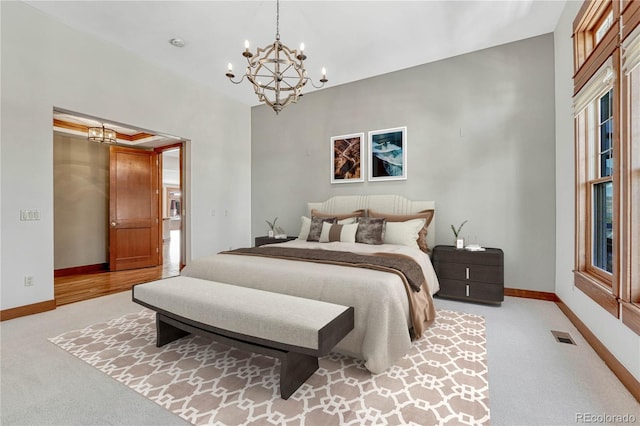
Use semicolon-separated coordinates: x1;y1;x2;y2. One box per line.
330;132;364;183
368;126;407;181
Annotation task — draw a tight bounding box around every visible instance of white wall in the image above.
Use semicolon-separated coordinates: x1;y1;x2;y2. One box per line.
0;2;252;310
553;1;640;382
251;34;557;294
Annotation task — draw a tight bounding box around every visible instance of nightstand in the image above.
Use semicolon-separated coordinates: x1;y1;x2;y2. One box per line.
254;236;297;247
432;245;504;305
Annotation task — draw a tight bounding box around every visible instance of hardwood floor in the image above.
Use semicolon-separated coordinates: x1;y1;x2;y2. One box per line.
54;230;181;306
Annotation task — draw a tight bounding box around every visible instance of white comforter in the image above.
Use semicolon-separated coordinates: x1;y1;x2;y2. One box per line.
180;239;440;373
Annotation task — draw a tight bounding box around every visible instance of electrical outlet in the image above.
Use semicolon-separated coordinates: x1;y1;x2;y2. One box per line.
24;276;34;287
20;209;41;221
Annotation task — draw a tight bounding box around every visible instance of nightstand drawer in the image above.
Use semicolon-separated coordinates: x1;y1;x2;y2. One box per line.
432;246;503;266
436;262;503;284
438;279;504;303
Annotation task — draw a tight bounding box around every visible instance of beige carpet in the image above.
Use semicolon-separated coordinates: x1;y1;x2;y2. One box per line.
49;309;489;425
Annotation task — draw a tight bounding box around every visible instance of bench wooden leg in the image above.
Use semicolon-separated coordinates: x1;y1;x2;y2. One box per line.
153;312;320;400
279;351;319;400
156;314;190;347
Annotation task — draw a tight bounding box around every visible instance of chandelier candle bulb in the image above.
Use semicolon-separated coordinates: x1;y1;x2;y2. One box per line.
297;42;307;60
226;63;234;79
242;40;253;58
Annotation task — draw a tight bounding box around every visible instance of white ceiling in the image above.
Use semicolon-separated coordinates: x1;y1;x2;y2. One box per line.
25;0;567;108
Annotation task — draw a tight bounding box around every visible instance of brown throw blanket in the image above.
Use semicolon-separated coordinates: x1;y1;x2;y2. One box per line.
221;246;436;338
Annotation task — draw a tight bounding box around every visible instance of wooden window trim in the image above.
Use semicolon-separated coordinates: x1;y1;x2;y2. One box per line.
573;1;620;94
617;15;640;336
574;271;620;317
622;0;640;40
622;302;640;335
573;10;621;318
583;55;621;308
573;0;640;335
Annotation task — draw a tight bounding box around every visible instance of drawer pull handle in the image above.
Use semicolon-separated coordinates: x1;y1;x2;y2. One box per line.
466;284;470;297
465;267;470;280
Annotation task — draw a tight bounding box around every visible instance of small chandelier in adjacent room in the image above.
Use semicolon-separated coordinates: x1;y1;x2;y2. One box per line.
87;124;117;144
225;0;328;114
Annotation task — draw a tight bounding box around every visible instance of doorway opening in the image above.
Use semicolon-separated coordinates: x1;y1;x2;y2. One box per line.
52;109;187;306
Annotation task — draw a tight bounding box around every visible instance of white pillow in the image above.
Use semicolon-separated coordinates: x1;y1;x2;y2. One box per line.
383;218;426;248
297;216;357;240
319;222;358;243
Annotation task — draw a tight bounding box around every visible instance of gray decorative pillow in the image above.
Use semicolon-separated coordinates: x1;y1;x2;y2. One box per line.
355;217;386;245
307;216;337;242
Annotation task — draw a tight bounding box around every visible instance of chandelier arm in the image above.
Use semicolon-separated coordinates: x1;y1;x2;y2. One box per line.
227;74;247;85
308;78;327;89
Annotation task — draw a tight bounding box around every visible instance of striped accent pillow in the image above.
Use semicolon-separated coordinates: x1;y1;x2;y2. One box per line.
319;222;358;243
307;217;337;242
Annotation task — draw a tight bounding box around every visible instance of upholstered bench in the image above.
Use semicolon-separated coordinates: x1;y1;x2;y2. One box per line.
132;276;354;399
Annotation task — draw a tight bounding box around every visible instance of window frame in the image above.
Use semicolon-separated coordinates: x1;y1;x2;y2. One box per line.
619;22;640;335
573;0;640;334
574;58;619;315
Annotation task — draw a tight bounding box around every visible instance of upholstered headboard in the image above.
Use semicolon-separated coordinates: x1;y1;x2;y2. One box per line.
307;195;436;250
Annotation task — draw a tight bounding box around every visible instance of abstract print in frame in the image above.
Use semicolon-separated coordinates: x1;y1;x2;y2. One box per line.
368;126;407;181
331;132;364;183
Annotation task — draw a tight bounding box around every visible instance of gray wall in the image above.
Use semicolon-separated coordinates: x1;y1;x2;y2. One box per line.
251;34;556;292
53;133;109;269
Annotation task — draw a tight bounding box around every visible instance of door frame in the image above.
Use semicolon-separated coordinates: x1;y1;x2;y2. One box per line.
155;142;186;270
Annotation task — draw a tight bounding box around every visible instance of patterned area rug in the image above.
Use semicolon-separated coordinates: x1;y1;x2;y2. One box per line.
49;309;489;425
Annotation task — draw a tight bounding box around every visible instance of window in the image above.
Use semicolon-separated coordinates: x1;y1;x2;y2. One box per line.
595;11;614;44
574;62;616;301
573;0;640;334
572;1;615;94
592;89;613;274
620;16;640;335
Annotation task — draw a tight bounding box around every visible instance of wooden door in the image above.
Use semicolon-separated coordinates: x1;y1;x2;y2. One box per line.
109;146;159;271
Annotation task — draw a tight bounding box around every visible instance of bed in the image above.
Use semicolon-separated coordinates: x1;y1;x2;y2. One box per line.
181;195;440;374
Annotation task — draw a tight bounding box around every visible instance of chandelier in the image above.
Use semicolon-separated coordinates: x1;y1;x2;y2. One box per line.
225;0;328;114
87;124;117;144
